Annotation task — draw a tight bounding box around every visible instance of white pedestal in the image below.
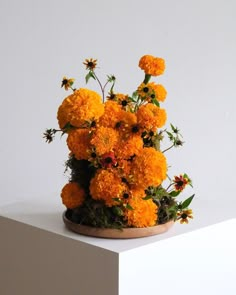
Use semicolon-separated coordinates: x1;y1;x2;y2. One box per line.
0;198;235;295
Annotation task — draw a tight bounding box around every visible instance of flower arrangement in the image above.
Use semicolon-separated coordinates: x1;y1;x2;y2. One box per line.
44;55;194;230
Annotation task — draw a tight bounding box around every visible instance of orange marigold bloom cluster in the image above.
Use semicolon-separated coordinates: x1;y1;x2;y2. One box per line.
67;129;91;160
131;147;167;189
115;134;143;159
149;82;167;102
137;82;167;103
90;126;119;155
57;88;104;129
139;55;165;76
61;182;85;209
90;169;127;207
125;196;158;227
53;54;190;229
118;110;137;134
98;100;122;128
137;103;167;131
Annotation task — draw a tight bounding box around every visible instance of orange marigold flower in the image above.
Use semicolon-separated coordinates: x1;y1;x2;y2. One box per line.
90;126;119;155
115;111;139;140
139;55;165;76
124;196;158;227
149;83;167;102
98;100;122;128
57;97;73;130
115;134;143;160
129;187;146;199
122;110;137;125
90;169;127;207
116;159;132;179
57;88;104;129
61;182;85;209
177;209;193;224
130;147;167;189
137;103;167;131
67;129;91;160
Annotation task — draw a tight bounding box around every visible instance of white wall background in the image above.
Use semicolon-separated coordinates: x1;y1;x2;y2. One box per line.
0;0;235;206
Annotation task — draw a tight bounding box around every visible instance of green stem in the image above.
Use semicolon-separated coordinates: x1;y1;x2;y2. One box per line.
143;74;151;84
162;144;174;153
69;86;76;92
166;183;174;192
92;71;105;102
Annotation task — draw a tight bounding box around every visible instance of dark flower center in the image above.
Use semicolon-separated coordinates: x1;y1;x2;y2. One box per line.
91;120;96;127
149;131;154;136
151;94;155;99
88;62;94;67
177;180;184;187
121;100;128;106
121;177;128;184
105;157;113;163
123;193;129;199
91;152;97;158
181;213;188;219
143;87;149;93
131;125;139;133
115;121;122;128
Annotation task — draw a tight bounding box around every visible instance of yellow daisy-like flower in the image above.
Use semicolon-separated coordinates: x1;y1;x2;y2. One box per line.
61;76;75;91
115;134;143;159
149;82;167;102
90;126;119;155
57;88;104;129
137;82;153;98
130;147;167;189
177;209;193;224
67;129;91;160
139;55;165;76
98;100;122;128
90;169;127;207
61;182;86;209
115;93;132;109
124;196;158;227
83;58;97;70
137;103;167;131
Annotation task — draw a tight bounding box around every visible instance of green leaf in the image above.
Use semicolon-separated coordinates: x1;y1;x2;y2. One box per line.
166;131;174;140
181;194;195;209
85;71;96;84
153;136;160;151
61;122;76;136
168;204;178;213
183;173;193;187
169;190;181;197
132;91;138;98
151;98;160;107
170;123;178;133
112;206;123;216
126;204;134;210
112;197;121;203
143;195;152;200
